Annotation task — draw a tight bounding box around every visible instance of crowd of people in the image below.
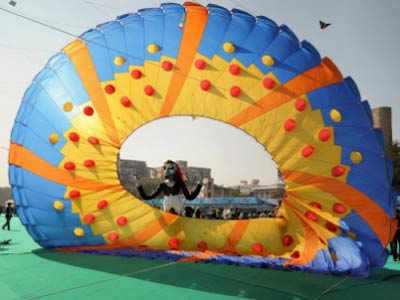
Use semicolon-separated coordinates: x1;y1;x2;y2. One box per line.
166;205;280;220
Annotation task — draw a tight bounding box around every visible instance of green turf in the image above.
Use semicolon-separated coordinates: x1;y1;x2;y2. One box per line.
1;216;399;300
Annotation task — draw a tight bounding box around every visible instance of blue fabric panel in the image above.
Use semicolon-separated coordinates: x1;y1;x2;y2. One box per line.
118;13;145;66
263;25;299;64
140;8;164;62
272;40;321;83
216;10;256;62
46;53;89;105
36;67;81;120
14;168;66;198
29;88;71;134
10;123;63;166
98;21;129;74
361;100;373;124
234;16;279;67
198;5;231;58
80;29;114;81
161;3;184;58
334;127;392;216
328;237;369;276
342;212;387;267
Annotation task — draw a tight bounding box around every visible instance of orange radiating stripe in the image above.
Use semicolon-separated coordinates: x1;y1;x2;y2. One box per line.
159;2;208;116
282;169;393;246
229;57;343;127
9;143;120;192
221;220;250;252
124;212;179;246
64;39;120;147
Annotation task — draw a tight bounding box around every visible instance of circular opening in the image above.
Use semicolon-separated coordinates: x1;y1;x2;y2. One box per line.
118;116;284;219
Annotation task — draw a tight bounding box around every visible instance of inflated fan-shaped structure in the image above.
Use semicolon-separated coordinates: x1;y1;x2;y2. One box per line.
9;2;397;276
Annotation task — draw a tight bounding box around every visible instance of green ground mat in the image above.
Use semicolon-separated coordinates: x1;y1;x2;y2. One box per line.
0;216;399;300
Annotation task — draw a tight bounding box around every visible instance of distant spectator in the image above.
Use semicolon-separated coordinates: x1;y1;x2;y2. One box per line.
390;210;400;262
184;206;194;218
2;203;14;231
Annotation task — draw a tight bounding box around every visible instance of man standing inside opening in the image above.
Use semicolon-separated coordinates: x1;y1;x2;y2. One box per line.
137;160;202;215
2;202;14;231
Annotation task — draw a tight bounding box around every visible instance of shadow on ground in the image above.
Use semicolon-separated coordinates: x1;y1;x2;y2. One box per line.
33;249;400;300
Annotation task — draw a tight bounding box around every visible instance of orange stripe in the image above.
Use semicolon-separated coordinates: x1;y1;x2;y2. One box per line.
125;212;179;246
64;39;120;147
282;169;393;246
229;57;343;127
159;2;208;116
8;143;120;191
221;220;250;253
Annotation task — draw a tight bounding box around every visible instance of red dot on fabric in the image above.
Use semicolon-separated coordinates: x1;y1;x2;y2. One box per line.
197;241;208;252
295;98;307;111
84;159;96;169
168;238;180;250
319;128;331;142
291;251;300;259
130;69;142;79
251;243;264;254
263;77;276;89
64;161;76;171
105;84;115;94
302;145;315;158
284;119;296;132
230;86;241;97
116;216;128;226
108;232;119;242
68;132;80;142
144;85;155;96
326;222;338;232
97;199;108;210
200;80;212;91
310;202;322;210
69;190;81;199
305;210;318;222
88;136;100;145
195;59;207;70
162;60;173;71
229;64;241;76
83;213;96;224
120;96;132;108
83;106;94;116
333;203;347;214
331;165;346;177
282;234;294;247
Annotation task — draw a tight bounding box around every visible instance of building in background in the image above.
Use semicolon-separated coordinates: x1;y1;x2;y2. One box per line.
372;106;393;158
118;159;150;195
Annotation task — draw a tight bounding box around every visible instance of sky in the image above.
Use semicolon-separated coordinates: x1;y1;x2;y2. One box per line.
0;0;399;187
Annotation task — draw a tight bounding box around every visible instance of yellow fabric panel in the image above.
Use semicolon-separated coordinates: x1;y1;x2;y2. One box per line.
286;192;342;241
93;204;154;236
60;138;119;184
170;54;264;121
67;104;110;145
65;187;122;214
234;218;286;255
101;209;162;242
278;201;308;257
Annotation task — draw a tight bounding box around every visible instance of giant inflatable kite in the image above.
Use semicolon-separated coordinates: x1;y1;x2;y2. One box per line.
8;2;397;276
